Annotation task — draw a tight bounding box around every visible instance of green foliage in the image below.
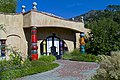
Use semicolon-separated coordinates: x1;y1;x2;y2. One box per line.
106;5;120;11
0;60;59;80
86;18;120;55
63;49;97;62
0;48;58;80
23;62;59;76
70;5;120;55
62;52;72;60
92;51;120;80
31;60;48;66
0;0;17;13
39;55;56;63
71;54;97;62
5;47;23;66
70;49;81;56
84;6;120;55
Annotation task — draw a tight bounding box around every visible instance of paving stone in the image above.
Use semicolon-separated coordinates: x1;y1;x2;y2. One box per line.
17;60;99;80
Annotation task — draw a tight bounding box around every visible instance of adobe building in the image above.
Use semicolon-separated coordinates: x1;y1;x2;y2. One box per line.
0;2;88;60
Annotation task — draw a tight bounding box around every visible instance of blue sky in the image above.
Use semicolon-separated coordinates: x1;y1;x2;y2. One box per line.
17;0;120;18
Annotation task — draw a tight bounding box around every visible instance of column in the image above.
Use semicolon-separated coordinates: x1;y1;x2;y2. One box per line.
80;32;85;54
31;26;38;60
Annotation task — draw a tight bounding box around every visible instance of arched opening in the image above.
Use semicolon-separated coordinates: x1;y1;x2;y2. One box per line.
40;34;68;59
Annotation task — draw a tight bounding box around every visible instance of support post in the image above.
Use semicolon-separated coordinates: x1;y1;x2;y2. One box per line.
80;32;85;54
31;26;38;60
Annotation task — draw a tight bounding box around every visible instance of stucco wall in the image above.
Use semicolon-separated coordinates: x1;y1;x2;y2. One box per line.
76;33;80;49
23;11;84;32
24;27;77;57
0;13;28;59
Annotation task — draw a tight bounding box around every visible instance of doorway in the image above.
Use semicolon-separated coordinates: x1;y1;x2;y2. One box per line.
40;34;68;59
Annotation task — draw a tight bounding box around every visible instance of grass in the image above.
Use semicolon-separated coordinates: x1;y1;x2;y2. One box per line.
63;49;97;62
0;55;59;80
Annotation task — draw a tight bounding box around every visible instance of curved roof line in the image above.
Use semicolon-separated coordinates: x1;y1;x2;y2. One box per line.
23;10;83;23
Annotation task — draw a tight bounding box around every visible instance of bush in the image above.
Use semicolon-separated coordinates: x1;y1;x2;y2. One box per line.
62;52;72;60
0;48;58;80
92;51;120;80
63;49;97;62
71;54;96;62
39;55;56;63
70;49;80;56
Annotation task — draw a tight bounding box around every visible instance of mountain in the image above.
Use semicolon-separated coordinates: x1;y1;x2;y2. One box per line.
69;7;120;24
69;10;102;22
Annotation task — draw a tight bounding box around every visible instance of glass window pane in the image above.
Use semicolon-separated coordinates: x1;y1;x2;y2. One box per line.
47;38;52;54
47;37;52;41
54;38;59;55
54;38;59;41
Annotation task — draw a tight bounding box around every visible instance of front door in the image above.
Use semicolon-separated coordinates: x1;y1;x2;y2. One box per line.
40;35;68;59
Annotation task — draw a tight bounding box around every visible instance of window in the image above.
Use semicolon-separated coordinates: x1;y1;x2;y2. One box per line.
0;40;6;59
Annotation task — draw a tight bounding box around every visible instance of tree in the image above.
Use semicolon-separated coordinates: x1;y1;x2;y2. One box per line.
0;0;17;13
69;5;120;55
86;18;120;55
106;5;120;11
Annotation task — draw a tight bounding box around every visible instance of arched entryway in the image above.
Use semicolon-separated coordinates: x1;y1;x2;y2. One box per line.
40;34;68;59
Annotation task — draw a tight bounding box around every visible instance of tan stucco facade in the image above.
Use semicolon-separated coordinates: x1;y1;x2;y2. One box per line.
0;13;28;59
0;10;85;59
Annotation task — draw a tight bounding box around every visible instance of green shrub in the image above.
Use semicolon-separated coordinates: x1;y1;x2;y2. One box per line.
92;51;120;80
62;51;72;60
70;49;80;56
62;49;97;62
0;47;59;80
39;55;56;63
71;54;97;62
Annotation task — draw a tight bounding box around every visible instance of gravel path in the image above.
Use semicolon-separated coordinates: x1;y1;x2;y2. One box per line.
17;60;99;80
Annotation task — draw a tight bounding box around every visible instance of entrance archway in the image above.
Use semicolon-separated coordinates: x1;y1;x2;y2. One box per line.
40;34;68;59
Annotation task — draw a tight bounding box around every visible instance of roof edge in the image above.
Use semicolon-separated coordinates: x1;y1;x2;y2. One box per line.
23;10;83;23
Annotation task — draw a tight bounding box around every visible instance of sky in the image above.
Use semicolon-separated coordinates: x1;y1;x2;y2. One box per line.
17;0;120;18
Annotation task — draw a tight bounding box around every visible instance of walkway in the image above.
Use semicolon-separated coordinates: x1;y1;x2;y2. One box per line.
17;60;99;80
